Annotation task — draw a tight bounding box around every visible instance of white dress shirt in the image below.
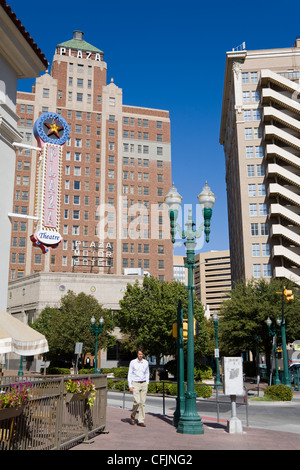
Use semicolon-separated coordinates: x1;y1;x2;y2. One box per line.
127;358;150;388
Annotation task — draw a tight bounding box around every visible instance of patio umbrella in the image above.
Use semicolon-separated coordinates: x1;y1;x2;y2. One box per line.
0;309;48;356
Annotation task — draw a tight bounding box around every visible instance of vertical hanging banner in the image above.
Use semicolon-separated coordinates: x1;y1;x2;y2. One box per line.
31;112;70;253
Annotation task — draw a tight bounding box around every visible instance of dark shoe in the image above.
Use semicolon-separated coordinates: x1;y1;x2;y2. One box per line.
137;422;146;427
130;417;135;425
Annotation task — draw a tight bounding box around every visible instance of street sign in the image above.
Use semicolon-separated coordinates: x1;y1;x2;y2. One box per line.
75;342;83;354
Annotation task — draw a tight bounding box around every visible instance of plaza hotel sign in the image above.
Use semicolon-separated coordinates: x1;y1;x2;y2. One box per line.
31;112;70;253
57;47;103;62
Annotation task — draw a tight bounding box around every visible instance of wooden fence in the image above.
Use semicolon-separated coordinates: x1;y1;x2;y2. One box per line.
0;374;107;450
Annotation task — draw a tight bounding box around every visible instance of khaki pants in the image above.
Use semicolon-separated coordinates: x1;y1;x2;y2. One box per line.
131;381;148;423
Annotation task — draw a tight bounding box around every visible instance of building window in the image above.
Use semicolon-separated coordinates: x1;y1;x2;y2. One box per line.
251;223;259;236
253;109;261;121
242;72;249;83
256;164;264;176
43;88;49;98
252;91;260;102
246;146;254;158
253;264;261;278
262;243;270;256
158;260;164;269
243;91;250;103
263;264;272;277
251;72;258;83
255;146;263;158
257;184;266;196
244;110;251;121
252;243;260;257
254;127;262;139
34;254;42;264
247;165;255;177
260;223;269;235
18;253;25;263
248;184;256;197
245;128;253;140
249;203;257;216
259;203;267;216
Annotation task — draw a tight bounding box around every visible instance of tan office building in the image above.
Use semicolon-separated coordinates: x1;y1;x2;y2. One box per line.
220;38;300;286
10;31;173;283
173;250;231;315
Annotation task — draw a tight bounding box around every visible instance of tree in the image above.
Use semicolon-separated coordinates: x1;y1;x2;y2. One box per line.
219;278;300;374
31;291;116;365
116;276;209;377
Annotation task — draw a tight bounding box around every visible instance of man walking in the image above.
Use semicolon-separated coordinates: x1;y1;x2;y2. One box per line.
127;349;149;427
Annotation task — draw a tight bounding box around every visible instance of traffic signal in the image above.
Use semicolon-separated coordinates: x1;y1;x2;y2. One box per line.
284;287;294;301
172;319;199;339
183;320;188;340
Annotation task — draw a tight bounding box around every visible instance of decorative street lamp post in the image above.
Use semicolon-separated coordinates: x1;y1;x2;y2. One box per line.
165;181;216;435
265;317;281;386
277;287;293;388
212;312;222;390
90;316;104;374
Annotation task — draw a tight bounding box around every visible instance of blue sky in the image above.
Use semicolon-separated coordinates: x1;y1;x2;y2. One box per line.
8;0;300;255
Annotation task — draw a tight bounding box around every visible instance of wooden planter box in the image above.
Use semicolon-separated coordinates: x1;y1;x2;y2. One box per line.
65;392;90;404
0;406;24;421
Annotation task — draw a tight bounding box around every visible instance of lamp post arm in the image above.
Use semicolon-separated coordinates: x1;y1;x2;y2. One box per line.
193;222;204;240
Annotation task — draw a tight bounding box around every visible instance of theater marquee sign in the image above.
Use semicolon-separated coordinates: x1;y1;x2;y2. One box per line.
31;112;70;253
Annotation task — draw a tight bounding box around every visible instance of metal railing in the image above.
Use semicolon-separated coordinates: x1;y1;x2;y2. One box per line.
107;378;249;425
0;374;107;450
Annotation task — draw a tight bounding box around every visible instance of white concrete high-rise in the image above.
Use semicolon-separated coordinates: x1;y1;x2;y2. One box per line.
220;38;300;286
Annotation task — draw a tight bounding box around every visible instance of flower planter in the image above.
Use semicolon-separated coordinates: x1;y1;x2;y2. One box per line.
65;392;90;404
0;406;24;421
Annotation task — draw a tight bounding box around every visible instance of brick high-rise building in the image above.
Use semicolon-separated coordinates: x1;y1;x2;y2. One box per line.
220;38;300;287
10;31;173;281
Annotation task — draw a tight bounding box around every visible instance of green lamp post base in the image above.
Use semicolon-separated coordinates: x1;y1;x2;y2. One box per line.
173;396;186;428
177;391;204;435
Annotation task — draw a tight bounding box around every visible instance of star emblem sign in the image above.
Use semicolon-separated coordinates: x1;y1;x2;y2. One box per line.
44;119;63;138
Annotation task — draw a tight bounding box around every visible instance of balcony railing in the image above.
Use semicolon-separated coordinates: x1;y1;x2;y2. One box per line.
0;374;107;450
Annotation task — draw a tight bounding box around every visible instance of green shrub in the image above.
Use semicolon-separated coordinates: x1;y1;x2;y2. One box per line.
167;383;178;396
46;367;71;375
112;367;129;378
194;383;212;398
114;380;129;391
78;368;95;375
147;383;157;394
194;364;213;381
264;384;293;401
107;379;115;389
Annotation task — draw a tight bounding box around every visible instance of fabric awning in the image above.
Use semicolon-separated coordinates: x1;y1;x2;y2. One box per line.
0;310;49;356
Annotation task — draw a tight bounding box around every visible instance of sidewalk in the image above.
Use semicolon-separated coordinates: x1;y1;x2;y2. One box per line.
71;405;300;451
